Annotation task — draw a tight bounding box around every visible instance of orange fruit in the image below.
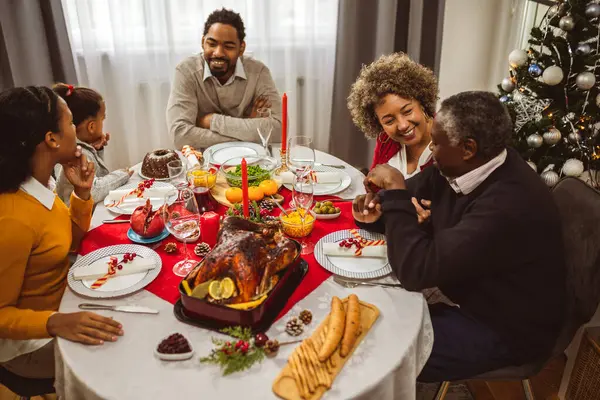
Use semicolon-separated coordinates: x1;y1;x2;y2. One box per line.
258;179;278;196
225;187;243;203
248;186;264;201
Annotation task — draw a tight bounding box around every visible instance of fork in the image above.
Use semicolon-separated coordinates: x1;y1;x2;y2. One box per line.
333;276;403;289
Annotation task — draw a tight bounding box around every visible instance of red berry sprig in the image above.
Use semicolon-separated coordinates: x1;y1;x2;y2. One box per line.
234;339;250;354
135;179;156;198
122;252;137;263
338;238;363;249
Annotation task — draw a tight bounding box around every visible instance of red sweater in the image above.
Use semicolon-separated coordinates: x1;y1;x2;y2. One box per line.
370;133;433;171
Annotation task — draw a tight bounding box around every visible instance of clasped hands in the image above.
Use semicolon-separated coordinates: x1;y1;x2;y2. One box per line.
352;164;431;224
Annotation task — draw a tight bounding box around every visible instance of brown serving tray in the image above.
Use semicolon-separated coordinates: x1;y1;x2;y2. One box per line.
175;241;307;333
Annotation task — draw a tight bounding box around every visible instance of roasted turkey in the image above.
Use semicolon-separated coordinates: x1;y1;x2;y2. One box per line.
190;217;298;303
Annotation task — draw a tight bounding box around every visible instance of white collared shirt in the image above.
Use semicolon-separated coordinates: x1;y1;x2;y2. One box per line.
20;176;56;210
0;177;56;362
447;149;508;195
203;58;247;87
387;143;433;179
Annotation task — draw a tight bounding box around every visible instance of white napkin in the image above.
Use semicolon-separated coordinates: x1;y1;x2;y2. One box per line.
279;171;340;185
322;243;387;258
73;258;156;281
106;187;174;203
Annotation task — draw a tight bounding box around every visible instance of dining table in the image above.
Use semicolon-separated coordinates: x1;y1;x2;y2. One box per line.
55;146;433;400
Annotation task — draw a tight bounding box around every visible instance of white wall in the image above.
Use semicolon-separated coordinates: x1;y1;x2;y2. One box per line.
438;0;525;102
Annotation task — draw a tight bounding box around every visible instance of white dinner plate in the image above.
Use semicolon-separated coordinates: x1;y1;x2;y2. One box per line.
104;181;176;215
68;244;162;299
315;229;391;279
283;165;352;195
205;142;267;166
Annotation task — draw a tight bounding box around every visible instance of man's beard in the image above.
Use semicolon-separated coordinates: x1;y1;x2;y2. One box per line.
208;58;231;77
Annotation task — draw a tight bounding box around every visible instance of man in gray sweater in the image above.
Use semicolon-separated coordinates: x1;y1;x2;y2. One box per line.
167;8;282;149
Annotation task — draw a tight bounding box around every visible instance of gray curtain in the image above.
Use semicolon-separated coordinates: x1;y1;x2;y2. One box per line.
0;0;76;90
328;0;445;171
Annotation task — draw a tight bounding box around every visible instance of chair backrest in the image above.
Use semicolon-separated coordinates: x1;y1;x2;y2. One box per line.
551;177;600;353
0;365;55;396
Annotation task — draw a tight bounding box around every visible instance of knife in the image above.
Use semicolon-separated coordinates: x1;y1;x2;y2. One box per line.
315;162;346;169
102;219;130;224
79;303;159;314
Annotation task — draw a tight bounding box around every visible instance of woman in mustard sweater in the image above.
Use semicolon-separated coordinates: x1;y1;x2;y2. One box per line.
0;87;124;379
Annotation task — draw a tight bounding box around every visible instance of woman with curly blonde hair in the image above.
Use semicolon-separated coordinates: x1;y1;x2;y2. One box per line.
348;53;438;176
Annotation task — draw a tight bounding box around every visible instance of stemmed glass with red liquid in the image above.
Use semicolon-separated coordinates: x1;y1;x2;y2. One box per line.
187;165;218;213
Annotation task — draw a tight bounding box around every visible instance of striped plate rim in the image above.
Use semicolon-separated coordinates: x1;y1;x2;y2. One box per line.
314;229;392;279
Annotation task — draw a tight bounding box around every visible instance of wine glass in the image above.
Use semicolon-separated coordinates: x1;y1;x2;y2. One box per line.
292;172;315;255
162;187;201;277
256;108;273;156
287;135;315;177
167;159;187;189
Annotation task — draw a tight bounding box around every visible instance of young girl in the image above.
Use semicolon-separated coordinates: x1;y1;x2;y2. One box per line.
53;83;132;205
0;86;123;379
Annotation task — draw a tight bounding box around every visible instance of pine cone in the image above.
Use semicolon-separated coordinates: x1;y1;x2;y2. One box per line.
264;339;280;357
164;242;178;254
299;310;312;325
285;317;304;336
258;199;275;212
194;242;211;257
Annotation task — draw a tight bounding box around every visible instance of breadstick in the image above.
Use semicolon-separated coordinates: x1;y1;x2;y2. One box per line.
298;343;318;392
316;322;335;371
290;353;309;399
317;325;325;345
297;346;316;394
340;294;361;357
311;338;333;385
306;339;332;388
318;296;346;362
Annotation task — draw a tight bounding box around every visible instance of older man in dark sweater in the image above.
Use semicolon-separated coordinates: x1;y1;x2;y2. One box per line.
354;91;565;382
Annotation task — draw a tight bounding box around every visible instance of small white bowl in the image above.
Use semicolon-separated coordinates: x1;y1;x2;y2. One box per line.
314;211;341;220
154;335;194;361
154;348;195;361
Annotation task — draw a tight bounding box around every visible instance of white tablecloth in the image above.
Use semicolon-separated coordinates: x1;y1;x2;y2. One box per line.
56;148;433;400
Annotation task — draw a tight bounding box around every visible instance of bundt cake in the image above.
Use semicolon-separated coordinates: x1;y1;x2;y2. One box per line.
141;149;180;179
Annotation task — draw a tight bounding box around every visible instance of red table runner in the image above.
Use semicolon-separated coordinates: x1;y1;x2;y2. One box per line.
79;188;357;319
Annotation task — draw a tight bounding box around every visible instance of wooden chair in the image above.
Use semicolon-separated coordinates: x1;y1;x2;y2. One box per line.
434;177;600;400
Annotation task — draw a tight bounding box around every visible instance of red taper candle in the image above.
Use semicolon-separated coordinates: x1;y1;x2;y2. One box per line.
241;158;249;218
281;93;287;152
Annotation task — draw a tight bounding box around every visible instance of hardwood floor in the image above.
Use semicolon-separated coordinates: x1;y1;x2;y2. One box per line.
0;384;56;400
466;355;566;400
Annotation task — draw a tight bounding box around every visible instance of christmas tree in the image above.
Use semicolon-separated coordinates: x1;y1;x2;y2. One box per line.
498;0;600;188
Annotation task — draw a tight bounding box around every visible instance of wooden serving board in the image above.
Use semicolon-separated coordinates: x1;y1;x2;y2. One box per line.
272;297;380;400
210;174;284;208
210;173;236;208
